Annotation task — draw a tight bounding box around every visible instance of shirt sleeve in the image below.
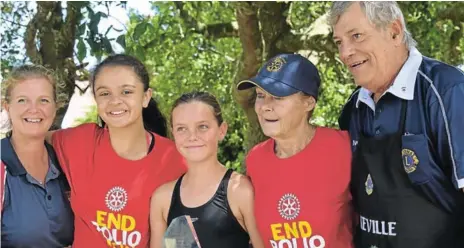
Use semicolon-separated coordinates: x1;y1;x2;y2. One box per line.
51;123;99;178
159;143;187;184
429;83;464;189
338;87;360;131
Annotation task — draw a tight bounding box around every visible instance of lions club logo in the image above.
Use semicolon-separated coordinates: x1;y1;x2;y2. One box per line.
105;186;128;212
266;57;286;72
365;174;374;196
402;149;419;173
278;193;300;220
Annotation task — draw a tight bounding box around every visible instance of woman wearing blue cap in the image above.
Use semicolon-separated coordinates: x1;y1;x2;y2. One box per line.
237;54;354;248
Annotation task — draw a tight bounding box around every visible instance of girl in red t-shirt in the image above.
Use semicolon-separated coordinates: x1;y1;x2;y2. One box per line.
46;55;187;248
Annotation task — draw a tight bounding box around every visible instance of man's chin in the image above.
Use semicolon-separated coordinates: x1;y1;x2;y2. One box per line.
353;79;372;90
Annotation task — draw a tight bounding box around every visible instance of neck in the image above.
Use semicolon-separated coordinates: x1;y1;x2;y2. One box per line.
373;46;409;102
274;123;316;159
10;132;48;172
107;120;148;159
10;131;46;155
183;157;225;184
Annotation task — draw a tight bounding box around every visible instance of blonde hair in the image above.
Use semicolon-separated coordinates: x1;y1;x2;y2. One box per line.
1;65;66;133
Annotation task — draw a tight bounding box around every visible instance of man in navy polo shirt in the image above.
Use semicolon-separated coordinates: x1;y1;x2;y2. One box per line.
330;2;464;248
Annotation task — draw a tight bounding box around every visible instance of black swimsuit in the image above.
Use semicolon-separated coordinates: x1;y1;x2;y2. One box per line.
167;169;250;248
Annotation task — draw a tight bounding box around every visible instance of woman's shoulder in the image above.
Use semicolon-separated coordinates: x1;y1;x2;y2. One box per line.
247;138;273;158
151;133;176;150
53;123;102;141
315;126;350;145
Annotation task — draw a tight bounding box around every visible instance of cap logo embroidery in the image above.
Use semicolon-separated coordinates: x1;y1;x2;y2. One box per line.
266;57;286;72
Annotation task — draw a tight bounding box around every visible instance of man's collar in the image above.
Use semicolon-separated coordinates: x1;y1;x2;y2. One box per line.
356;47;423;111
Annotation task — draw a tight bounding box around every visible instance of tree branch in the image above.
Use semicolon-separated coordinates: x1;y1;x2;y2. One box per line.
74;83;90;94
0;16;28;27
174;2;238;39
108;14;129;32
256;1;292;58
232;2;266;150
143;3;238;50
200;22;238;39
235;2;262;80
24;14;41;64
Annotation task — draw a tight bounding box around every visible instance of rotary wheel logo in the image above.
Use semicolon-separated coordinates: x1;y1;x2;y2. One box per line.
278;193;300;220
105;186;128;212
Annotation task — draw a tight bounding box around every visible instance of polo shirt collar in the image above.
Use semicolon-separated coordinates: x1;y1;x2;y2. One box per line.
1;137;60;178
1;137;27;176
356;47;423;111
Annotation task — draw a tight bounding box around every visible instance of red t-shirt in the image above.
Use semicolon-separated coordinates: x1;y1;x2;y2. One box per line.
52;123;187;248
246;127;354;248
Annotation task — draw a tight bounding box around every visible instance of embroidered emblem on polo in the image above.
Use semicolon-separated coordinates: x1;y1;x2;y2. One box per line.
365;174;374;196
267;57;286;72
401;149;419;173
278;193;300;220
105;186;128;212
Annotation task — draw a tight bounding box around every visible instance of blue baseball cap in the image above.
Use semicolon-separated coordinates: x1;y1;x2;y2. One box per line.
237;54;321;100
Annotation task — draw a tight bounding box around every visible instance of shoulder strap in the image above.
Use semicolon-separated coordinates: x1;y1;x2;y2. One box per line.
219;169;234;193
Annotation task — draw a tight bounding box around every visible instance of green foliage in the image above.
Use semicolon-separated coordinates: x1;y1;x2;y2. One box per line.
74;105;98;126
0;1;33;76
399;2;464;66
124;2;247;171
5;1;464;173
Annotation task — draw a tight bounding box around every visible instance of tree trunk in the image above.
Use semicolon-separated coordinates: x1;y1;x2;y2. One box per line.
25;1;80;129
233;2;296;154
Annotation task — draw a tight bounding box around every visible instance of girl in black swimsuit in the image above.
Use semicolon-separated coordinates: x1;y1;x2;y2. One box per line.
149;91;264;248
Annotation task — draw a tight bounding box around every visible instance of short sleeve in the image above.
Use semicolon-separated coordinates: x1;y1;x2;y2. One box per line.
332;130;353;201
51;123;99;178
158;139;187;185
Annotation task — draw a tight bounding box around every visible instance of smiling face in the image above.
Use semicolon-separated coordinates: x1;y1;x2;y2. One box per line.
93;66;151;130
333;2;404;93
4;77;56;138
171;101;227;164
254;88;314;140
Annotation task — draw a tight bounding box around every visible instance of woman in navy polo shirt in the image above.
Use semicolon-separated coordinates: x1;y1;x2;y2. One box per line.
1;65;74;247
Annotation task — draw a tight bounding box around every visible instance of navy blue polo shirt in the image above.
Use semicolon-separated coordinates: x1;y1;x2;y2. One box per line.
1;139;74;248
339;47;464;213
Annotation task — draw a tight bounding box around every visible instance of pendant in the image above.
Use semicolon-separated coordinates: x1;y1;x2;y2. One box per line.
365;174;374;195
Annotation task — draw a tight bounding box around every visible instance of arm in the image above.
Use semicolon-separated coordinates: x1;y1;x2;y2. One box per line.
429;83;464;191
233;175;265;248
45;130;57;145
149;182;174;248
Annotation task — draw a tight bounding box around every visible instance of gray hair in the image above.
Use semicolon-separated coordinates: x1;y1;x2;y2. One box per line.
328;1;417;48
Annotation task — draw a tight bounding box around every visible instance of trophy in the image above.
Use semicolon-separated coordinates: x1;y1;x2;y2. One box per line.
163;215;201;248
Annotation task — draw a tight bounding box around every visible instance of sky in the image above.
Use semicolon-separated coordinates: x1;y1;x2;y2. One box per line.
82;0;154;69
63;0;155;128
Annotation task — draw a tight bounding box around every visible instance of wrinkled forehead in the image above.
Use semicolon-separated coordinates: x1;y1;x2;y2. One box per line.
332;3;371;37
